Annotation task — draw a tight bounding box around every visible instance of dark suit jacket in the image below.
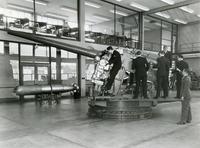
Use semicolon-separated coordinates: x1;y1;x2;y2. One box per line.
176;60;189;78
109;50;122;69
176;60;189;71
157;56;170;77
180;76;191;99
164;51;172;62
132;56;149;77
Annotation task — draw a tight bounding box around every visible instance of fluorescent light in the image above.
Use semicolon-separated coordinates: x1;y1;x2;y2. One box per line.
155;12;170;19
85;1;102;8
7;4;33;12
197;14;200;17
179;6;194;14
46;13;68;20
160;0;175;5
110;10;128;16
93;15;110;21
60;6;77;13
25;0;48;6
144;19;150;23
153;22;167;28
130;2;150;11
116;0;123;1
86;20;96;25
174;19;187;24
144;28;151;31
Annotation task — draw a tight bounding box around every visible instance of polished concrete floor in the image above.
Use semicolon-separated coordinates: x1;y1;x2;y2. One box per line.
0;91;200;148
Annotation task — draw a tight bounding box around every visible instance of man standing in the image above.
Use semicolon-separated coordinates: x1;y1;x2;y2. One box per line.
104;46;122;95
175;54;189;98
155;51;170;99
132;51;149;99
163;45;172;63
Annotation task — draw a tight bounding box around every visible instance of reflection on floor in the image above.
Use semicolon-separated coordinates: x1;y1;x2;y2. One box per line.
0;91;200;148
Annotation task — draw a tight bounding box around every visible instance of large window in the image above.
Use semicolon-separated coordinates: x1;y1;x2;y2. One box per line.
0;41;3;54
116;6;138;47
35;0;78;39
0;0;33;32
161;21;172;51
85;1;114;44
144;16;162;52
85;1;139;47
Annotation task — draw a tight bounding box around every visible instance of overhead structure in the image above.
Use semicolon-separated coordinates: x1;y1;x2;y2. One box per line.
144;0;200;15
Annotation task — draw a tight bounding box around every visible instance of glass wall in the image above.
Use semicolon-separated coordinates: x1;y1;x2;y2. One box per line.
144;16;162;52
0;41;3;54
9;42;19;82
0;0;34;32
116;6;138;47
161;21;172;51
144;16;177;52
85;1;139;47
85;1;114;44
35;0;78;39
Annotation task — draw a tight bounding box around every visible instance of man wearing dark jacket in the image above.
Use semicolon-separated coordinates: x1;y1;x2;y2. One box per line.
132;51;149;99
155;51;170;98
104;46;122;94
175;54;189;98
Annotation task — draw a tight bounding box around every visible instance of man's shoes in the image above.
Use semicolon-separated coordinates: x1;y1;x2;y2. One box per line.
144;96;149;99
161;96;167;99
187;121;191;123
154;96;159;99
177;121;186;125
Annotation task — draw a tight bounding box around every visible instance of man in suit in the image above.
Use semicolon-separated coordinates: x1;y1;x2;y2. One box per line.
175;54;189;98
155;51;170;99
132;51;149;99
163;45;172;64
104;46;122;95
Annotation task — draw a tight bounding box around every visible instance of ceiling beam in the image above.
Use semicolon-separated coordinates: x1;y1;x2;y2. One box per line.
144;0;200;15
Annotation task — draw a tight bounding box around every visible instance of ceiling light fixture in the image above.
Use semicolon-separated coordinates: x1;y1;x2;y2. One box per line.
116;0;123;2
93;15;110;21
7;3;33;12
197;14;200;17
179;6;194;14
110;10;128;16
60;6;77;13
85;1;102;8
155;12;170;19
174;19;187;24
46;13;68;20
160;0;175;5
25;0;48;6
130;2;150;11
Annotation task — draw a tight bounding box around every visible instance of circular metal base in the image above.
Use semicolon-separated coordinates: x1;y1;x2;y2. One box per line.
88;98;153;120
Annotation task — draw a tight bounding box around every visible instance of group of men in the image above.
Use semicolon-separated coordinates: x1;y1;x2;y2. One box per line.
97;45;189;99
132;45;189;99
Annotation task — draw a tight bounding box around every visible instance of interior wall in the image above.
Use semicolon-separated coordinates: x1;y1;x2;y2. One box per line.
178;23;200;52
177;23;200;76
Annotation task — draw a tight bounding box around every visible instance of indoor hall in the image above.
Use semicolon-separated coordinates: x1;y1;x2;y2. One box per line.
0;0;200;148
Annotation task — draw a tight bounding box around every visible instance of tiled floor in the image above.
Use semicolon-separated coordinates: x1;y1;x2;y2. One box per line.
0;91;200;148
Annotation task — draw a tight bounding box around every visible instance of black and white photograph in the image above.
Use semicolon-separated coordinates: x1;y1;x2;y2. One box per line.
0;0;200;147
